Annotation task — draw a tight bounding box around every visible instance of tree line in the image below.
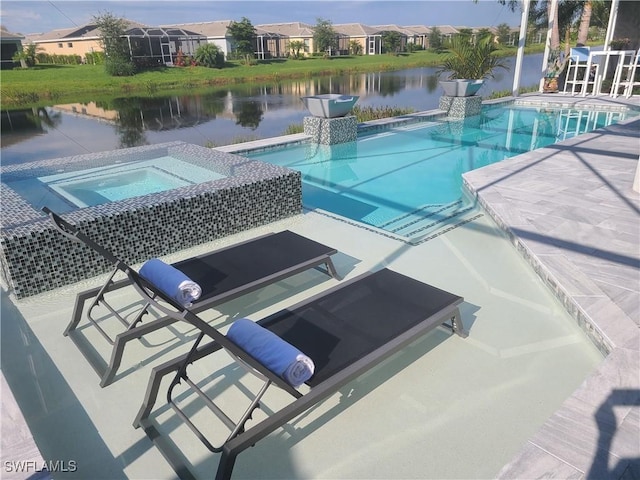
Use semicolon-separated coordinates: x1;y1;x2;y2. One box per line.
15;2;618;78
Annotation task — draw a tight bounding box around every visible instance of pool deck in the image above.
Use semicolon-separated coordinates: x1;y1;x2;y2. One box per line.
464;94;640;479
1;93;639;479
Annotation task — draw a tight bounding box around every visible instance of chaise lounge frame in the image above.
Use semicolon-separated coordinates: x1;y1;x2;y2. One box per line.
131;267;467;480
43;207;340;387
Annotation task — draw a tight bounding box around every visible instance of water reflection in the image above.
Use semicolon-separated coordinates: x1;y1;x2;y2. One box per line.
2;55;545;164
1;108;62;147
233;100;263;130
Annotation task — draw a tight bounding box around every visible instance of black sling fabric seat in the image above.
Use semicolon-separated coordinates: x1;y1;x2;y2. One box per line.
43;207;339;387
172;230;339;305
132;267;467;480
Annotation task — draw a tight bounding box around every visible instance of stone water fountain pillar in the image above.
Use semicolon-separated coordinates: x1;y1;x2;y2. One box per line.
301;94;359;145
438;95;483;119
438;80;484;119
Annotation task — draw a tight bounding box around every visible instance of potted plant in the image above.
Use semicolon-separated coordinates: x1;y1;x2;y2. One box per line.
437;36;509;97
543;47;562;93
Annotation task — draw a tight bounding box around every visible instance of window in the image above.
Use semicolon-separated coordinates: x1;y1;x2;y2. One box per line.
67;43;73;48
58;43;63;48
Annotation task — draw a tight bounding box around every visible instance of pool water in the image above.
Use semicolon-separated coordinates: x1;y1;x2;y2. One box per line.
46;167;192;208
247;105;636;241
8;156;226;212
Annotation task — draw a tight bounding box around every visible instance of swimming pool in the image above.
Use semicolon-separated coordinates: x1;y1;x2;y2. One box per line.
247;105;637;242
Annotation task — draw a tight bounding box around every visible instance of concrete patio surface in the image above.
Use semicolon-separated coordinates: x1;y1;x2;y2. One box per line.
464;96;639;479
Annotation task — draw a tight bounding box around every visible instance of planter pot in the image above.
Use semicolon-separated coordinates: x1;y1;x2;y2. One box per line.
300;94;359;118
439;79;485;97
543;77;559;93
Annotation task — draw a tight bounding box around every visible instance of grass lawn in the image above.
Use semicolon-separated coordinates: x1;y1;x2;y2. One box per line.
1;46;544;108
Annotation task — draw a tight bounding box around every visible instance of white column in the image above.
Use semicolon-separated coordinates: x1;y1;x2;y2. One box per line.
604;0;620;51
512;0;531;97
539;0;558;92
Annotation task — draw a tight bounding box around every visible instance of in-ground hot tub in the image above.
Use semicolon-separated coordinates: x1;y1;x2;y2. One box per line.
39;157;226;208
0;141;302;298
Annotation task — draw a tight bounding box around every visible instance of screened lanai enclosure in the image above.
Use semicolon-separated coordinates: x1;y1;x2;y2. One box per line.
124;26;206;67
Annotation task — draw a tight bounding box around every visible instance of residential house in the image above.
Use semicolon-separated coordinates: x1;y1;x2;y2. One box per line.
371;24;412;51
26;20;204;66
0;26;24;69
24;21;146;60
333;23;383;55
123;26;205;66
435;25;459;44
404;25;431;49
254;26;288;59
454;26;496;44
256;22;316;57
256;22;350;57
161;21;234;59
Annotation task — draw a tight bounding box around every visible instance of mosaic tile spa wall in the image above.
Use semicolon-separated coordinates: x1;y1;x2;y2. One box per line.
1;142;302;298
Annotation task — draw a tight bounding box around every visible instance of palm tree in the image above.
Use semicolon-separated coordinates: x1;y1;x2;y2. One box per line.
288;40;306;59
576;0;593;45
548;1;561;51
12;43;42;67
475;0;520;11
349;40;363;56
437;35;509;80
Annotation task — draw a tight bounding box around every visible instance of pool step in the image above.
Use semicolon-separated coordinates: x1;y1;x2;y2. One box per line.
382;200;478;240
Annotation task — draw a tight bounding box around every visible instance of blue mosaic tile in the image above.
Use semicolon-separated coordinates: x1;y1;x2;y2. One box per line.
439;95;483;118
303;116;357;145
1;142;302;298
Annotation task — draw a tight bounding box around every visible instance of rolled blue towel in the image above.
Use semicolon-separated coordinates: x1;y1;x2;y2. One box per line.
227;318;315;387
139;258;202;307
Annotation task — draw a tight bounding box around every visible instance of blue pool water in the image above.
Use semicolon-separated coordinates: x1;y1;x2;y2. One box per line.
8;156;226;212
247;105;637;240
46;166;191;208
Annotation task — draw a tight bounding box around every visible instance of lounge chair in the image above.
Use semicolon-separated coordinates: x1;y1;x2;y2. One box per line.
42;207;340;387
131;267;467;480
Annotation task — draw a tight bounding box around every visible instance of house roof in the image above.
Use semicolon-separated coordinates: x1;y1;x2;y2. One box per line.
26;19;147;43
455;25;495;34
256;22;315;37
0;32;24;40
254;26;286;38
371;24;414;36
404;25;431;35
125;26;205;39
160;20;232;38
435;25;460;35
334;23;382;36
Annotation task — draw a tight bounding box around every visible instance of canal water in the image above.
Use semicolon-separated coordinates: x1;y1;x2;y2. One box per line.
1;54;545;165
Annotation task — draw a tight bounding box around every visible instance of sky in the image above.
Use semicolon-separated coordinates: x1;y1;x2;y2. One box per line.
1;0;523;35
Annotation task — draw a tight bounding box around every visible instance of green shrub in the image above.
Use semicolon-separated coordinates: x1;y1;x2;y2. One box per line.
283;123;304;135
85;51;105;65
34;53;83;65
352;105;415;122
106;57;136;76
194;44;225;68
145;80;158;95
485;84;539;99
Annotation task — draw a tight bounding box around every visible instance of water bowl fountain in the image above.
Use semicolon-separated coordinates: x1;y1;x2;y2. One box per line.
300;94;359;118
